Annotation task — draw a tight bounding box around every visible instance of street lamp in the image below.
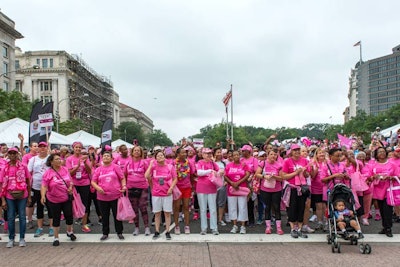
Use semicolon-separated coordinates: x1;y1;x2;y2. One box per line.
0;65;40;78
78;102;106;120
56;93;89;132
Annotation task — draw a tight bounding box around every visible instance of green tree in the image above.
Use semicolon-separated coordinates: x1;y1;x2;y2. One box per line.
146;129;173;148
0;90;34;121
116;121;145;145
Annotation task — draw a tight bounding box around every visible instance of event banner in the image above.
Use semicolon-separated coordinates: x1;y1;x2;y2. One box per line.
39;101;54;143
29;101;43;144
101;118;113;151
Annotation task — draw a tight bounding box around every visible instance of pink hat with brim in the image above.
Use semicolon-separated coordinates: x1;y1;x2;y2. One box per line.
241;145;252;152
8;147;19;153
202;147;212;153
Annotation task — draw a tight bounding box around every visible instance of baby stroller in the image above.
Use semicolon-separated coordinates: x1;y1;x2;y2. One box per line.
326;183;371;254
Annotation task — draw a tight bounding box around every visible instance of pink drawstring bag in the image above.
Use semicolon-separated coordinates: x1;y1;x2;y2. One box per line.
116;195;136;221
72;188;86;219
228;186;250;196
209;172;223;188
386;177;400;206
172;186;182;200
351;162;369;192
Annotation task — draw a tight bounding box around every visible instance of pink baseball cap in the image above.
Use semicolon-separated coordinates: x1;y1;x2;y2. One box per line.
241;145;252;152
202;147;212;153
290;144;301;150
8;147;19;153
38;141;48;147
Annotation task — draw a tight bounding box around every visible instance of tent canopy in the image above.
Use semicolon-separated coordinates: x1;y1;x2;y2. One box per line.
112;139;134;149
0;118;74;146
66;130;101;147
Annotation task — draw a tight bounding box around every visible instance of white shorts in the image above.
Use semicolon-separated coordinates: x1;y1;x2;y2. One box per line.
228;196;248;222
152;195;173;213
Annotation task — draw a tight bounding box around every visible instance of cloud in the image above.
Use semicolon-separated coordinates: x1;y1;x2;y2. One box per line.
3;0;400;142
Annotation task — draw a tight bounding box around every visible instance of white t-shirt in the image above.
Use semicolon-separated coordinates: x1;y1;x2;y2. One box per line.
28;155;49;190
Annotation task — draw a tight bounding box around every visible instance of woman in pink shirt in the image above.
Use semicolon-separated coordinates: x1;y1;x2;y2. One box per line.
195;147;220;235
125;146;150;236
91;151;127;241
309;147;328;230
145;150;177;240
281;144;310;238
173;147;195;234
255;148;284;235
225;150;250;234
41;153;76;246
114;145;130;171
367;147;399;237
1;147;31;248
65;141;92;233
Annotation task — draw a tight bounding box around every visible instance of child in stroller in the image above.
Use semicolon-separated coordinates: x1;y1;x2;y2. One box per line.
333;199;364;239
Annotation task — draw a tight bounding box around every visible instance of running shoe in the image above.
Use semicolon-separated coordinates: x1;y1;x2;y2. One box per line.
53;240;60;246
230;225;238;234
290;229;299;238
219;220;227;226
145;227;151;236
118;234;125;240
166;232;171;240
212;230;219;235
133;228;139;236
67;233;77;241
48;228;54;237
301;225;315;233
19;239;26;247
240;226;246;234
309;214;317;222
184;226;190;234
200;230;207;235
362;218;370;226
375;213;381;221
34;228;43;237
297;230;308;238
100;235;108;241
81;225;91;233
153;232;160;240
6;240;14;248
256;219;263;225
174;226;181;235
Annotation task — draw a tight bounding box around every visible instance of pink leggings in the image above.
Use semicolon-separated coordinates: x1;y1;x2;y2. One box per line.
129;188;149;227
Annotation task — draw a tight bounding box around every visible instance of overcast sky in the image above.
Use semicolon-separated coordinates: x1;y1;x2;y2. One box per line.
2;0;399;142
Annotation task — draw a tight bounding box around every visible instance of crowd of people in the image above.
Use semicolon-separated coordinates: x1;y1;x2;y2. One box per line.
1;130;400;248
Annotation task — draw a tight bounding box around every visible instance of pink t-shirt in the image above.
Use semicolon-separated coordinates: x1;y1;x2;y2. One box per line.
368;161;399;200
65;155;91;186
42;167;72;203
149;163;177;197
92;163;124;201
310;160;326;195
389;157;400;168
195;160;219;194
259;160;283;193
125;158;149;189
321;161;349;187
282;157;309;186
225;161;250;196
175;159;195;189
240;156;258;174
0;162;31;199
113;156;131;172
22;152;36;166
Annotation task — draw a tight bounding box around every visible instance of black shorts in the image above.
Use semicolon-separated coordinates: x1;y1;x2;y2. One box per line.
311;194;326;208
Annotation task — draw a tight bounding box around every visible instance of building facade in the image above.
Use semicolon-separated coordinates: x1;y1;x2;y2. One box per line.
15;50;119;131
0;11;23;92
119;102;154;134
345;44;400;122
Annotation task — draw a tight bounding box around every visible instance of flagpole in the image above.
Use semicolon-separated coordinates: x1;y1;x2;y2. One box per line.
359;41;363;64
226;105;229;142
230;84;234;150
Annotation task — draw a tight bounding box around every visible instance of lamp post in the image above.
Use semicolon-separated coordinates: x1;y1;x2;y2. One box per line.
1;65;40;91
78;102;106;127
56;93;89;132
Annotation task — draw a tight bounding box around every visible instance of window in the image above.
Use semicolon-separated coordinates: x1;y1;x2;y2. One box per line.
2;81;9;91
15;60;20;70
40;81;52;91
40;95;53;104
15;80;22;92
36;58;40;65
2;62;8;76
2;46;8;58
42;59;48;68
49;58;53;68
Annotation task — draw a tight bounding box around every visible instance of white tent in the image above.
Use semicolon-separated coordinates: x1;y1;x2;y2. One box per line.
381;124;400;138
112;139;134;149
0;118;74;146
67;130;101;147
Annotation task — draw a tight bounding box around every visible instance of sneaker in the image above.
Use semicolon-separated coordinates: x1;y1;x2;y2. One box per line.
309;214;317;222
166;232;171;240
6;240;14;248
301;225;315;233
298;230;308;238
74;219;82;225
48;228;54;237
230;225;238;234
53;240;60;246
276;228;284;235
358;232;364;239
184;226;190;234
81;225;91;233
343;231;349;240
193;212;199;221
153;232;160;240
385;228;393;237
265;227;272;234
225;213;231;223
145;227;151;236
256;219;263;225
133;228;139;236
212;230;219;235
200;230;207;235
240;226;246;234
100;235;108;241
67;233;77;241
27;221;34;229
290;229;299;238
118;234;125;240
128;220;134;224
362;218;370;226
219;220;227;226
174;226;181;235
0;219;4;225
19;239;26;247
34;228;43;237
375;213;381;221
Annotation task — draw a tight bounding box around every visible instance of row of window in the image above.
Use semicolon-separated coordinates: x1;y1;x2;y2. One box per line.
369;75;400;86
369;82;400;93
370;89;400;99
2;46;8;58
369;56;399;68
41;95;53;104
370;96;400;105
2;62;8;75
369;64;399;75
370;102;397;112
36;58;54;69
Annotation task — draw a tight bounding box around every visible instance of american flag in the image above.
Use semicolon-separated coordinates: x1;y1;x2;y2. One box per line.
353;41;361;47
222;90;232;106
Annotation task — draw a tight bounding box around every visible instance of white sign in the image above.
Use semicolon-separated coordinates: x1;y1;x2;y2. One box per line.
192;138;204;148
38;113;54;127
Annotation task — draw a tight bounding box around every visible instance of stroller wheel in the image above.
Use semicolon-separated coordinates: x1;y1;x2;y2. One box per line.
359;244;365;254
331;243;335;253
350;237;353;245
327;235;332;244
337;243;341;253
364;244;372;254
353;238;358;245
